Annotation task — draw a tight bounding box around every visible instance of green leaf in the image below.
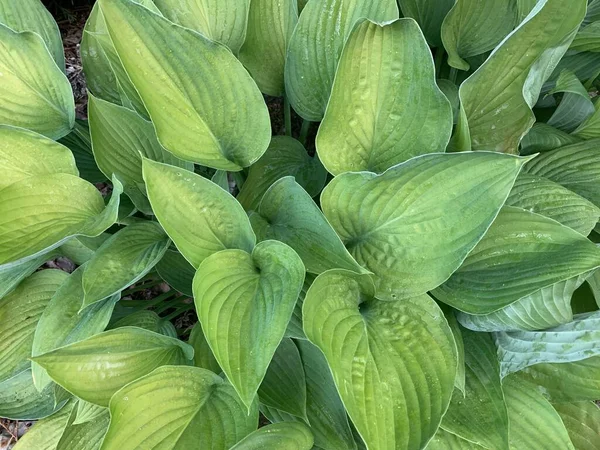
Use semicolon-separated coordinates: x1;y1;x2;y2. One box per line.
57;408;110;450
188;322;221;373
438;79;460;124
524;139;600;208
110;310;177;338
503;377;575;449
516;356;600;403
100;366;258;450
426;428;484;450
546;70;595;133
496;311;600;377
0;174;122;269
88;94;193;213
553;401;600;450
263;340;357;450
0;369;63;420
0;0;64;68
0;251;58;300
440;330;509;450
0;125;77;189
397;0;454;47
285;0;398;120
81;222;170;308
321;152;528;300
152;0;249;54
249;177;363;275
458;0;587;153
12;401;75;450
506;173;600;236
0;24;74;139
32;327;194;406
303;270;457;450
457;274;589;332
237;136;327;211
0;270;68;383
573;101;600;139
239;0;298;96
316;19;452;174
441;0;518;70
143;159;256;268
284;274;315;340
74;400;106;425
193;240;304;409
156;249;195;296
520;123;582;155
258;338;307;420
443;308;466;394
59;234;110;266
434;207;600;314
59;120;107;184
571;21;600;53
211;170;230;191
100;0;270;170
230;422;314;450
32;266;118;391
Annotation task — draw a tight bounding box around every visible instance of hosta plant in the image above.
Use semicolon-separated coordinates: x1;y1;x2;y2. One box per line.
2;0;600;448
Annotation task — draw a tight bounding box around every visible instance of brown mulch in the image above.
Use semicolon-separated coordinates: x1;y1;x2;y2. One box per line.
0;419;33;450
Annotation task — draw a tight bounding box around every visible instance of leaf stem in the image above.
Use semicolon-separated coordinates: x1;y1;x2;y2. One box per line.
299;120;311;146
449;67;458;85
434;48;445;79
121;291;175;308
162;303;195;321
284;95;292;136
154;296;191;315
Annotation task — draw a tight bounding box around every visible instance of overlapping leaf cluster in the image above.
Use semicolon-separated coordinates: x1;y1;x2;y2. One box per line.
1;0;600;449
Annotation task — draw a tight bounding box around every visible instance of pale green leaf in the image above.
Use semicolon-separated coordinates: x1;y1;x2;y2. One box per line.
426;428;484;450
239;0;298;96
193;240;304;409
397;0;454;47
110;310;177;338
249;177;364;274
0;125;77;189
32;266;118;391
285;0;398;120
0;0;64;68
0;369;63;420
88;94;193;213
59;120;107;184
57;408;110;450
441;330;509;450
520;123;582;155
317;19;452;174
211;170;229;191
0;251;59;300
442;0;518;70
100;0;270;170
230;422;313;450
0;174;122;269
143;159;256;268
303;270;457;450
496;311;600;377
503;377;575;450
32;327;194;406
459;0;587;153
553;401;600;450
506;173;600;236
0;24;74;139
81;222;170;308
156;249;195;296
0;270;68;383
237;136;327;211
59;234;110;266
188;322;221;373
434;207;600;314
74;400;106;425
321;152;528;300
100;366;258;450
258;338;307;420
12;401;75;450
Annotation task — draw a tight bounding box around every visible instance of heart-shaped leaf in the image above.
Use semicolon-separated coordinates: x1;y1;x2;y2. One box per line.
303;270;457;450
321;152;528;300
230;422;314;450
143;159;256;268
100;366;258;450
553;401;600;450
193;240;304;409
435;207;600;314
32;265;118;391
239;0;298;96
249;177;363;274
237;136;327;211
317;19;451;175
88;94;193;213
32;327;194;406
397;0;454;47
441;0;518;70
0;174;122;269
0;24;74;139
81;222;170;308
0;270;68;383
285;0;398;120
99;0;270;170
496;311;600;377
458;0;587;152
0;125;77;189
